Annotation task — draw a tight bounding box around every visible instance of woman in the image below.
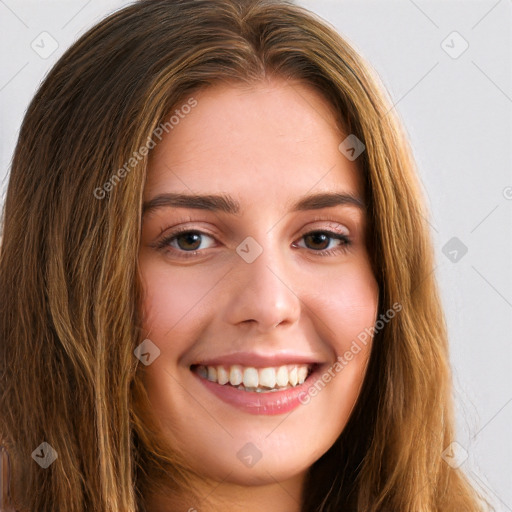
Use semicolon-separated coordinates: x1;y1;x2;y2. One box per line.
0;0;489;510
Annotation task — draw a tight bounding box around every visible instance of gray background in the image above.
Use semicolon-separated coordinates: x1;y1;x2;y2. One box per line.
1;0;511;509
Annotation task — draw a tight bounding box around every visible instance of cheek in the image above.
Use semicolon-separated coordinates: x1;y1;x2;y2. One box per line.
313;262;379;353
308;265;378;427
138;258;218;342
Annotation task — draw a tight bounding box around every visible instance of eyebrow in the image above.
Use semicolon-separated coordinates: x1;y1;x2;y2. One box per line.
142;191;365;216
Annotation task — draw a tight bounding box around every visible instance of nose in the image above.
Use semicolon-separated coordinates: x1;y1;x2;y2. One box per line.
222;238;301;334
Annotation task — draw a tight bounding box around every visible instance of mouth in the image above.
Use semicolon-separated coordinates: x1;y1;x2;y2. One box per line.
190;359;325;415
190;363;318;393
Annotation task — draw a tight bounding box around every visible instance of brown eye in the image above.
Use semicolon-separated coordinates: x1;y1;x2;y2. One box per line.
174;232;202;251
303;232;331;251
155;229;217;257
294;230;351;256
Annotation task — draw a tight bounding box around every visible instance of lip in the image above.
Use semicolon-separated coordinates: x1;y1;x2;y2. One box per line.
191;351;324;368
191;362;325;415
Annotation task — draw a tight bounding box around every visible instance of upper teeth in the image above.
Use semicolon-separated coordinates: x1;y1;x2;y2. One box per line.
195;364;310;391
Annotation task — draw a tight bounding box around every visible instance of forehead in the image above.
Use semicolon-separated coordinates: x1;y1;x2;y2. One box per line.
145;78;364;210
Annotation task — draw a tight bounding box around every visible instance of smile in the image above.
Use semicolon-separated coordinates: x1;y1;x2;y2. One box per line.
190;358;324;415
192;363;313;392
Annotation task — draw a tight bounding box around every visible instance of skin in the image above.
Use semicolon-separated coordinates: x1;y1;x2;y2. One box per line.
138;76;379;512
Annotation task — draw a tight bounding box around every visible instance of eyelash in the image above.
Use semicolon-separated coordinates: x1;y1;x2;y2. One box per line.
154;225;352;260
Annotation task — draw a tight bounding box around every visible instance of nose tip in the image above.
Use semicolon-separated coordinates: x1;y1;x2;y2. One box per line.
224;248;301;333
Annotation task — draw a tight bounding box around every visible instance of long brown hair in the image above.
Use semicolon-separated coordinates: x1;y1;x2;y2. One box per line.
0;0;490;510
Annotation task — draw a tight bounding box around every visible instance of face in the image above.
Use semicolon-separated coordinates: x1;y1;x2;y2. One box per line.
138;77;379;488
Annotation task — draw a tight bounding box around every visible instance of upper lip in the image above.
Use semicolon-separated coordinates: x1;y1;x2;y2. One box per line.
191;351;325;368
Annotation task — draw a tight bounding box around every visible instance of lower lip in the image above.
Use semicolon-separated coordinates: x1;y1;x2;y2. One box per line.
192;365;323;415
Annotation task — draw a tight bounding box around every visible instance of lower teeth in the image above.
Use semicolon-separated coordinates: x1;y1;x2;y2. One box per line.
234;384;292;393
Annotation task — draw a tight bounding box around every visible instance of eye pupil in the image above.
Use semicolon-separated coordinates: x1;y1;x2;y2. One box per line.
177;232;201;250
306;233;329;250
